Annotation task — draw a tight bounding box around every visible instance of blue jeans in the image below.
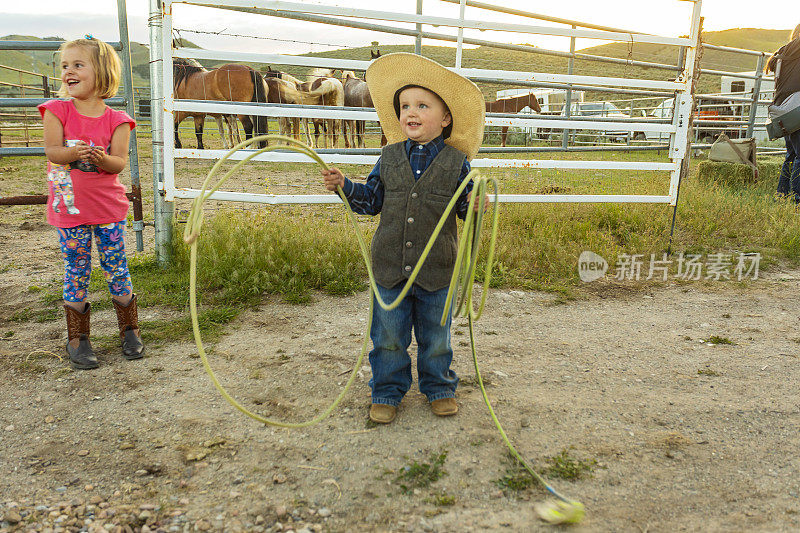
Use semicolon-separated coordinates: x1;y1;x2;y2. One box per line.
777;130;800;203
369;283;458;406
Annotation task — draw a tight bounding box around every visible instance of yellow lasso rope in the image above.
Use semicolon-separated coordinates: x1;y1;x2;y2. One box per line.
184;135;583;523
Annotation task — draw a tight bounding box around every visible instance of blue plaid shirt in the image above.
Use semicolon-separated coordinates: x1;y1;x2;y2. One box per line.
341;135;472;218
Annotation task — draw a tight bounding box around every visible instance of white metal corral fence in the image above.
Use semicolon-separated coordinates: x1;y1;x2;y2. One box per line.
157;0;702;207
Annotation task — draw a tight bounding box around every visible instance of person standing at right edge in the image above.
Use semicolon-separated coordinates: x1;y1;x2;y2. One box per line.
766;24;800;203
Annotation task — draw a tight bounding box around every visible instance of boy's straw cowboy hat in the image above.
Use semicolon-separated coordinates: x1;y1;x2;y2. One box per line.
366;52;486;161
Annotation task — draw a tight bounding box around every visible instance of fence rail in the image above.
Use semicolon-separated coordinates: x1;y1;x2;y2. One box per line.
159;0;702;214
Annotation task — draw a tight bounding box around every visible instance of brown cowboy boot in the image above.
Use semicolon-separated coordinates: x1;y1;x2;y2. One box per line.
112;294;144;360
64;302;98;370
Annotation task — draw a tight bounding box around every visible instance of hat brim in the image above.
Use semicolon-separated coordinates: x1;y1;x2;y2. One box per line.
366;53;486;161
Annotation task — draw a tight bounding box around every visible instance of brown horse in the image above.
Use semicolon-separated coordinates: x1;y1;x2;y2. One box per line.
485;91;542;147
263;70;321;144
305;68;345;148
264;68;338;147
340;71;373;149
173;59;236;149
173;58;269;149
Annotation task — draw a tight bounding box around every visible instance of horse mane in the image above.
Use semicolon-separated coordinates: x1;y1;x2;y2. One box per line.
264;66;282;78
497;91;531;101
341;70;358;80
308;67;334;81
173;57;205;89
277;71;303;87
491;91;542;113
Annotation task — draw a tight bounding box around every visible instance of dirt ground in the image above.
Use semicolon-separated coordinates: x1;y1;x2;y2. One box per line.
2;193;800;532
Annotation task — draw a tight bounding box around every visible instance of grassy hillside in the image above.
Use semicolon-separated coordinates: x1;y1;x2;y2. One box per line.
1;28;792;99
0;35;150;96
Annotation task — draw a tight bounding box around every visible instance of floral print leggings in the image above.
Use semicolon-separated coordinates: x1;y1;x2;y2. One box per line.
58;221;132;302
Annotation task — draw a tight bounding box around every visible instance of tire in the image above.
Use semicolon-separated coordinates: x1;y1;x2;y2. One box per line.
633;132;646;141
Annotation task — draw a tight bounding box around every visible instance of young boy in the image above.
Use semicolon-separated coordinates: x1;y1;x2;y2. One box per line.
321;53;486;424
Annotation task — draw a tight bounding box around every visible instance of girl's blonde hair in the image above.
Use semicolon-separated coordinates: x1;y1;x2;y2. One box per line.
791;23;800;42
57;37;121;99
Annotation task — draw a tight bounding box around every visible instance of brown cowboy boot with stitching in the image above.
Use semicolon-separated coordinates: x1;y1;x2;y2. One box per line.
431;397;458;416
64;302;98;370
369;403;397;424
112;294;144;360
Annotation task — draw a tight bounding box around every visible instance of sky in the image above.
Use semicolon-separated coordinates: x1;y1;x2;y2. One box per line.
1;0;797;58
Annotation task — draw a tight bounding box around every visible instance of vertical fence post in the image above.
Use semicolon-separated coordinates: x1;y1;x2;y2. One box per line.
746;53;764;139
42;75;50;98
20;70;31;147
150;0;174;265
415;0;423;55
562;26;576;150
668;5;703;255
455;0;466;68
117;0;144;252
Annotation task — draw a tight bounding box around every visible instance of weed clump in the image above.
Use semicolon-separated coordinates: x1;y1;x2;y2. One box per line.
394;451;448;494
430;492;456;506
496;448;597;491
705;335;734;345
544;449;597;481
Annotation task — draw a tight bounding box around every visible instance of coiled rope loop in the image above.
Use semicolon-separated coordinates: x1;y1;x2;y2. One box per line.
184;135;583;519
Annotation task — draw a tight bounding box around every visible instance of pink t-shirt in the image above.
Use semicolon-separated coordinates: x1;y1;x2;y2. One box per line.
38;99;136;228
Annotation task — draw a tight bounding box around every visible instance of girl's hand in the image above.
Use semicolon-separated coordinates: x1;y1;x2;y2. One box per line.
72;142;94;162
321;167;345;191
86;145;106;165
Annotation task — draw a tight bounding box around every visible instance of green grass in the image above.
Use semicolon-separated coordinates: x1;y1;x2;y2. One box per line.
9;308;35;322
429;492;456;507
543;449;597;481
394;451;448;494
705;335;734;345
496;448;597;493
160;153;799;306
495;462;538;492
172;210;368;305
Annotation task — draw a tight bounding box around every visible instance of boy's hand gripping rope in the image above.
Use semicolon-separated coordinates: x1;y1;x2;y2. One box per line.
183;135;584;524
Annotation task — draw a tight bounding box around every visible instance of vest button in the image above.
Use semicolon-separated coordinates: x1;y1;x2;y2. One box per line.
411;192;418;199
405;241;413;248
407;217;414;224
404;265;412;272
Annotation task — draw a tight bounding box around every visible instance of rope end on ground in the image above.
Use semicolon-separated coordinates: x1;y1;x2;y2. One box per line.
534;499;585;525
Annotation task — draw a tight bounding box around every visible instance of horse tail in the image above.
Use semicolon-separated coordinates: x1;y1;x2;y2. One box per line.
249;68;269;140
307;78;344;106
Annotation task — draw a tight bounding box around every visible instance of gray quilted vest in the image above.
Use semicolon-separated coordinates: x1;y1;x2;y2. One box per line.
371;141;466;292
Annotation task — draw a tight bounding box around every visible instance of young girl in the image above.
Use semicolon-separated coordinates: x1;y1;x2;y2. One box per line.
38;36;143;369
